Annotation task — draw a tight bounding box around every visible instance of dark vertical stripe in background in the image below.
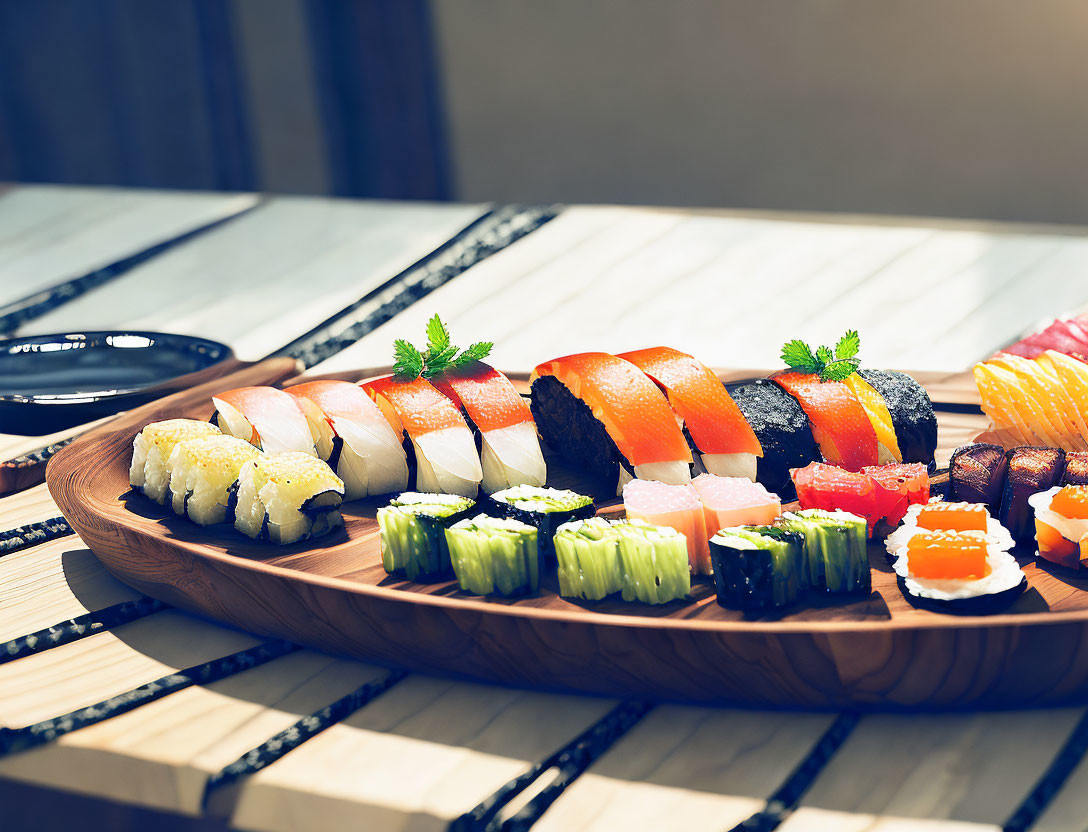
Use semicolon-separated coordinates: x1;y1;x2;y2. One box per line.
304;0;450;199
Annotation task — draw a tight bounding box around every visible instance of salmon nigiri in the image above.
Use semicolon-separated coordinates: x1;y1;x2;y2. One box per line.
530;352;692;494
618;346;763;481
212;386;318;456
773;372;877;471
432;361;546;494
285;380;409;499
362;375;482;498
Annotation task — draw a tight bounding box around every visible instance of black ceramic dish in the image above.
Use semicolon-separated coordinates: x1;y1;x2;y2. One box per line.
0;332;232;434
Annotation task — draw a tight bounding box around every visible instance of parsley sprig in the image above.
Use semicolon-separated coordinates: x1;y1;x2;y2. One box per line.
393;314;494;380
780;330;861;382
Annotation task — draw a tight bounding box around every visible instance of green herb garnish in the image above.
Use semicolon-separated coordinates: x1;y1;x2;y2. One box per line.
780;330;860;382
393;314;495;380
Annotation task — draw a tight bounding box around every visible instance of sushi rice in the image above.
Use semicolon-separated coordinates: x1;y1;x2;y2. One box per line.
234;452;344;544
130;419;222;504
167;434;261;525
891;541;1024;603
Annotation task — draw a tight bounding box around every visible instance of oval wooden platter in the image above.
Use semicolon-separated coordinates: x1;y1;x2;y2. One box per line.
46;360;1088;710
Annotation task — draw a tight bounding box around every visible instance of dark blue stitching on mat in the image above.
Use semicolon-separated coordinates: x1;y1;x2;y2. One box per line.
449;699;654;832
0;517;74;557
277;204;560;369
2;435;76;472
0;597;168;665
0;639;298;757
0;200;260;335
1002;709;1088;832
200;668;409;810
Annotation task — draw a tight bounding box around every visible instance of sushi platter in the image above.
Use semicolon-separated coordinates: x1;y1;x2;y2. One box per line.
45;320;1088;710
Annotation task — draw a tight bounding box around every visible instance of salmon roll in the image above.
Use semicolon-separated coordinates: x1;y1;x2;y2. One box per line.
234;452;344;544
432;362;546;493
729;380;820;497
130;419;222;504
530;352;692;494
212;386;318;456
363;375;483;498
618;347;763;480
773;371;878;471
286;380;409;500
166;434;261;525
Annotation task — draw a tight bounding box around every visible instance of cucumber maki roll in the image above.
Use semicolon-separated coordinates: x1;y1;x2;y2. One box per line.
553;517;624;601
775;509;871;595
709;526;805;611
488;485;595;559
445;515;539;597
377;492;476;581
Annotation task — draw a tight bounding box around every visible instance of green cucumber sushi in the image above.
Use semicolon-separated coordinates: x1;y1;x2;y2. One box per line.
488;485;595;559
709;526;805;611
775;509;871;595
377;492;476;581
553;517;690;604
445;515;539;596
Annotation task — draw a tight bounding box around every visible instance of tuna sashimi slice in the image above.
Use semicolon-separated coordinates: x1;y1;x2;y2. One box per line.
622;478;709;574
690;473;781;538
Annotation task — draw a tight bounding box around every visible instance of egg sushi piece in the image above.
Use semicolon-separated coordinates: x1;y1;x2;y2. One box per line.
362;375;483;498
776;509;870;595
948;443;1008;512
772;371;878;471
530;352;692;494
884;498;1014;555
891;530;1026;613
445;515;539;597
1000;446;1066;545
285;380;409;500
618;346;763;480
487;485;594;560
130;418;222;504
690;473;781;540
166;434;261;525
709;525;806;611
212;386;318;456
431;362;546;494
729;379;821;497
1030;485;1088;570
856;369;938;466
622;478;709;574
234;452;344;544
377;492;476;581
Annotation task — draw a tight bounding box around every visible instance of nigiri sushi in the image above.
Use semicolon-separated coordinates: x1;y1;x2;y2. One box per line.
212;386;318;456
618;347;763;480
729;379;821;496
690;473;781;540
773;371;878;471
166;434;261;525
1030;485;1088;570
286;380;409;500
362;375;483;498
130;419;222;504
621;478;709;574
234;452;344;544
530;352;692;494
432;362;546;493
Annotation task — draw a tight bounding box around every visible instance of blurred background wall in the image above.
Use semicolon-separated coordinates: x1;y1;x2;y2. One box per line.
2;0;1087;224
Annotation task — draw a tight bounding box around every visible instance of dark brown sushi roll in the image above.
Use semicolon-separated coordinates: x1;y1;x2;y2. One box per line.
1000;446;1066;545
948;443;1008;513
729;379;820;497
857;369;938;466
1061;451;1088;486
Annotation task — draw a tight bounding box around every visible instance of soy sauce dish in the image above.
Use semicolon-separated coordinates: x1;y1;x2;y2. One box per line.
0;332;232;434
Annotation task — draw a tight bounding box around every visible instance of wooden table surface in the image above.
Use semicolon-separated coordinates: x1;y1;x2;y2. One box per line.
4;183;1088;832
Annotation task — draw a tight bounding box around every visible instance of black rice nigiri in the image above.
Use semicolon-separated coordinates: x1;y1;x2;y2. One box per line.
729;379;820;497
857;369;938;466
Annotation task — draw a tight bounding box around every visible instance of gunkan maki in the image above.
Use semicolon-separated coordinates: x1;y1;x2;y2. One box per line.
445;515;539;597
775;509;871;595
709;526;805;611
377;492;476;581
488;485;595;559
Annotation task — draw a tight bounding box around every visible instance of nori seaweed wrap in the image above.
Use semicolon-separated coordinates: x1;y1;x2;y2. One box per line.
488;485;595;560
1061;452;1088;486
530;375;625;482
775;509;871;595
948;443;1008;513
445;515;539;597
377;492;476;581
857;369;938;466
729;379;820;497
709;526;805;611
1000;447;1065;545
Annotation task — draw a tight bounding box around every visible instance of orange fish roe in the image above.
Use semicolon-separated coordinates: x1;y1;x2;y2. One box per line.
915;502;988;532
906;531;991;579
1050;486;1088;519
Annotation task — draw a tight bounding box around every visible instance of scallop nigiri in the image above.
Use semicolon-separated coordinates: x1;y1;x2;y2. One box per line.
285;380;409;500
618;347;763;480
362;375;483;498
212;386;318;456
530;352;692;494
432;362;546;494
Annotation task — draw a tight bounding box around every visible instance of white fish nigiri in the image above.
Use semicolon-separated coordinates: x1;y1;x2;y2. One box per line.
211;386;318;456
285;380;409;500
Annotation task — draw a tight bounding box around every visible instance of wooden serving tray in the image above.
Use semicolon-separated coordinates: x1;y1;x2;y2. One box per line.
46;361;1088;710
